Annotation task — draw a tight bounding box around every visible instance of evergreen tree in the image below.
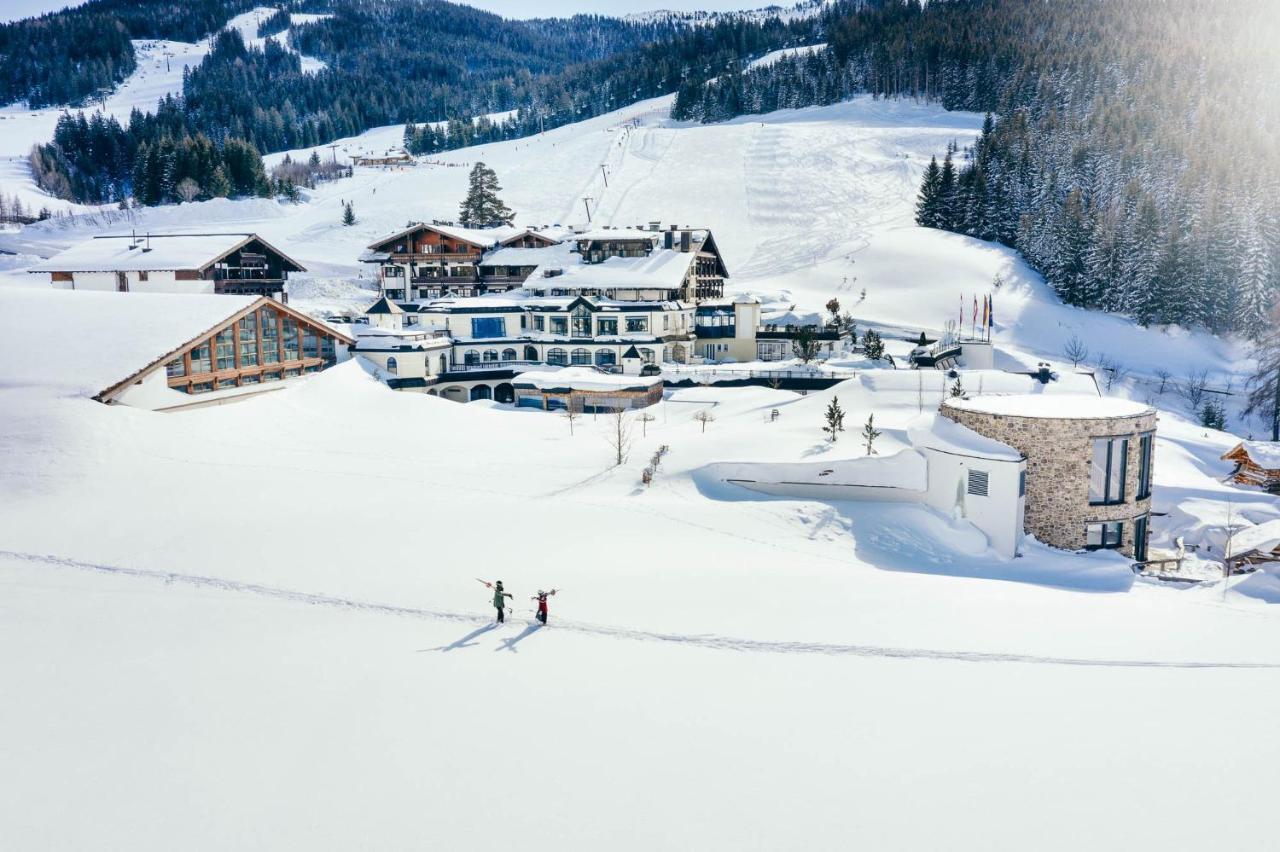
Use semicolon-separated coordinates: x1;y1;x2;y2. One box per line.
342;201;355;226
862;413;881;456
458;162;514;227
915;155;943;228
822;396;846;442
862;328;884;360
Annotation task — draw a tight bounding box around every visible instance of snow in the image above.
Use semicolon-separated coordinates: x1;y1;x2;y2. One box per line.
29;232;256;272
529;241;697;290
946;393;1153;420
513;366;662;391
2;76;1280;850
908;412;1023;461
746;42;828;70
0;287;255;397
1231;439;1280;470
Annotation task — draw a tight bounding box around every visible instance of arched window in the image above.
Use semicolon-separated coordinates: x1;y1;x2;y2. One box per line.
483;349;499;362
524;345;539;362
547;348;568;366
638;348;655;364
595;350;616;366
464;350;480;366
439;354;448;374
386;356;398;374
501;348;517;361
571;348;591;365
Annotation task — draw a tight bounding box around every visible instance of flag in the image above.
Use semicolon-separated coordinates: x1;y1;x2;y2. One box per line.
972;295;978;335
959;294;963;337
982;294;990;337
988;294;995;335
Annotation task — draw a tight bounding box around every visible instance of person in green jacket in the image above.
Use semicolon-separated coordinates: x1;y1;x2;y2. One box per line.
492;580;513;623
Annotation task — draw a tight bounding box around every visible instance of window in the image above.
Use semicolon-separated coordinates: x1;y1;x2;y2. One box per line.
520;315;527;330
571;306;592;337
533;315;545;332
1136;433;1154;499
215;328;235;370
471;316;505;339
262;370;282;383
189;342;212;374
501;348;517;361
663;314;670;330
382;265;403;277
967;469;989;497
217;377;237;389
523;346;538;361
595;350;616;367
237;313;258;366
282;317;299;361
483;349;499;362
386;357;398;374
1085;521;1124;550
547;348;568;366
550;317;568;335
166;359;185;378
190;381;213;394
284;368;301;378
241;373;261;385
626;316;648;333
1133;514;1149;561
260;308;280;364
638;348;655;364
571;348;591;365
1089;437;1129;505
302;327;319;358
320;336;336;363
138;270;149;282
464;350;480;366
597;318;617;336
1018;469;1026;498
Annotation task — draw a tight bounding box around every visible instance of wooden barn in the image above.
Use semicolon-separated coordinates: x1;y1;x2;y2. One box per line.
1222;441;1280;489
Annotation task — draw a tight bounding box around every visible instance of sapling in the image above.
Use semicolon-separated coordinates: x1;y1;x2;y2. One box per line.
822;396;846;442
862;413;881;456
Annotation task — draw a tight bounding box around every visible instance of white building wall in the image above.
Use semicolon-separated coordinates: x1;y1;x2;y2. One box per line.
919;447;1025;558
65;270;215;295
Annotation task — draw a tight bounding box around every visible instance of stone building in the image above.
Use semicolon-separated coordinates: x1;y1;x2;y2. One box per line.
941;394;1156;559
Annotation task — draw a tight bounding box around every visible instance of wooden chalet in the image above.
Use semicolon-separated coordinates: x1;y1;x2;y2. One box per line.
360;222;506;300
1222;441;1280;489
353;150;414;167
500;229;561;249
30;232;305;302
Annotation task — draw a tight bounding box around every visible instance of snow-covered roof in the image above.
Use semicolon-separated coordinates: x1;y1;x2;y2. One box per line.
907;413;1023;462
527;246;698;291
0;288;258;399
365;296;403;315
367;222;519;252
573;228;662;242
1226;519;1280;559
513;366;662;392
29;233;303;273
480;244;568;267
944;394;1153;420
1226;441;1280;470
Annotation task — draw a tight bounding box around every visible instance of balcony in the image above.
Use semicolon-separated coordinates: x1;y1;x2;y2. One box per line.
393;251;483;263
410;275;479;285
214;278;286;299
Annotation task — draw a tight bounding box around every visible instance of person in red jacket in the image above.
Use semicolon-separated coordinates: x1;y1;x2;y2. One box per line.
532;589;557;625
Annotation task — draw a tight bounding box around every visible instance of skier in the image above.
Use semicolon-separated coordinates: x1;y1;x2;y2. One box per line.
478;579;513;623
532;589;558;625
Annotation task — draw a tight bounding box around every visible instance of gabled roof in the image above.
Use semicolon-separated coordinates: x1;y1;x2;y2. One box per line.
365;222;519;253
498;228;564;247
1223;441;1280;470
622;345;641;359
29;233;306;274
365;295;404;315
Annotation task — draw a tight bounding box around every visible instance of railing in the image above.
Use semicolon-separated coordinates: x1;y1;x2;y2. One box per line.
393;251;482;262
215;280;286;297
411;276;479;285
449;360;542;372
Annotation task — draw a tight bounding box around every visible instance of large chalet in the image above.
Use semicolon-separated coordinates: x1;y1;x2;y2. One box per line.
30;232;305;302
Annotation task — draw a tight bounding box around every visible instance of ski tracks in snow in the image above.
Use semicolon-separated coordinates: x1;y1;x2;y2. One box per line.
4;550;1278;670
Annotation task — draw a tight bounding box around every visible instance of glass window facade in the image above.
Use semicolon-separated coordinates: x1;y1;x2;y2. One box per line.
166;359;185;378
1133;514;1149;561
547;348;568;366
1136;433;1154;499
571;307;592;337
238;314;258;367
260;308;280;364
1089;437;1128;505
282;317;299;361
190;343;212;374
571;348;591;365
215;328;235;370
471;317;505;338
303;327;319;358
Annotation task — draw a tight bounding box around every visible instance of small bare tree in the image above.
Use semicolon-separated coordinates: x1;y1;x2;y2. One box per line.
637;411;656;437
1063;334;1089;368
1096;354;1128;391
562;407;581;435
1153;368;1172;395
604;407;633;466
694;409;715;433
1179;369;1210;412
175;178;201;203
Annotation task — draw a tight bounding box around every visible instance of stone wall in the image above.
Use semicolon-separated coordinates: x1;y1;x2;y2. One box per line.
941;402;1156;555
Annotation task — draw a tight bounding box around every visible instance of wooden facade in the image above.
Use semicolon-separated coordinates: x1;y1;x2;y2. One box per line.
1222;443;1280;488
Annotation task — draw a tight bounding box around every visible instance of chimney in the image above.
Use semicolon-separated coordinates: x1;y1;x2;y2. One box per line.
680;230;691;252
142;232;152;253
664;231;674;250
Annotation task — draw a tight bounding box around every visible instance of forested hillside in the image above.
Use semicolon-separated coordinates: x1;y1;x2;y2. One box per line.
27;0;831;206
0;0;259;107
674;0;1280;338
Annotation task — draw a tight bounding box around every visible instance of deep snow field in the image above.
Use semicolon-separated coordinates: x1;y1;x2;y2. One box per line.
2;44;1280;850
